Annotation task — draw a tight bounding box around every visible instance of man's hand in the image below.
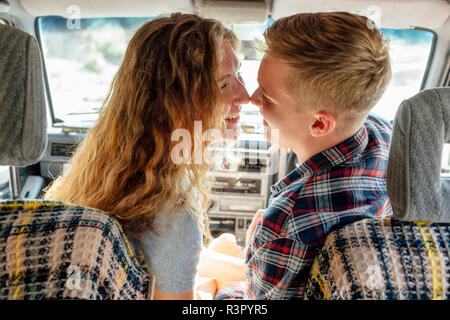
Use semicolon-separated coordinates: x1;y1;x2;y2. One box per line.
245;209;265;249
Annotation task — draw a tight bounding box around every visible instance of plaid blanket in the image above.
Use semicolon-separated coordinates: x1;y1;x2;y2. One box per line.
0;200;153;299
215;287;245;300
305;218;450;300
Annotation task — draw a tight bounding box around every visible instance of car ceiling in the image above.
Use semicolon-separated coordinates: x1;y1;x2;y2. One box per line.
13;0;450;30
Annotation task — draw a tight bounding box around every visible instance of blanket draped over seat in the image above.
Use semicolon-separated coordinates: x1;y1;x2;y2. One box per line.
0;200;153;299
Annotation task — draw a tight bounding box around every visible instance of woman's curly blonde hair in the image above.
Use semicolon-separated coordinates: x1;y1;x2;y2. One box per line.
44;13;238;241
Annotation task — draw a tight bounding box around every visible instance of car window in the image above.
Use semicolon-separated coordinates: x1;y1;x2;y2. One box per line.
37;17;153;128
373;28;435;120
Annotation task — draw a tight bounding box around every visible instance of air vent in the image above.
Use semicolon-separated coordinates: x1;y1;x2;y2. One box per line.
50;142;77;157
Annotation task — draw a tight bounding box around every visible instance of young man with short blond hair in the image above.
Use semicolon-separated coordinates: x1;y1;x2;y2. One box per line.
246;11;393;299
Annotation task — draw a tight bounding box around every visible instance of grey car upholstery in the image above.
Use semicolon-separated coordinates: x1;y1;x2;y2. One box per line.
0;24;47;166
387;87;450;223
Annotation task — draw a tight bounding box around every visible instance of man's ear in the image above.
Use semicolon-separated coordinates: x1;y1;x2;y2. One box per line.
309;111;336;137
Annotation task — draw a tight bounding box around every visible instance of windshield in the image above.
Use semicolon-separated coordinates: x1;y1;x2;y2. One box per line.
37;17;152;128
37;16;435;130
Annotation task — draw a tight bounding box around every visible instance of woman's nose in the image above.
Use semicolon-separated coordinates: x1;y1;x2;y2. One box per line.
233;81;250;106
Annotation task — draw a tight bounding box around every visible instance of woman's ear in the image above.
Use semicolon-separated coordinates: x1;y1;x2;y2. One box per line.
309;111;336;137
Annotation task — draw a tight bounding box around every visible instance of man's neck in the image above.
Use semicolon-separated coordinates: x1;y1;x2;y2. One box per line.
292;127;360;166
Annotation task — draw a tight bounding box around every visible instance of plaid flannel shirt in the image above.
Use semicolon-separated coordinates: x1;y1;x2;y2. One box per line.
245;114;393;300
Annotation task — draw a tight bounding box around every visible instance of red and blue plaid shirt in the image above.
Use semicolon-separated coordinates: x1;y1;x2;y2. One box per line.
245;114;393;299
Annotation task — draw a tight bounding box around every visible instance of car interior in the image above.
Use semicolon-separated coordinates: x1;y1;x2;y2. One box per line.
0;0;449;301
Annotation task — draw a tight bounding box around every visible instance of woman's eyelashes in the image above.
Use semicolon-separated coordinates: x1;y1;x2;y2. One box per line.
263;94;273;105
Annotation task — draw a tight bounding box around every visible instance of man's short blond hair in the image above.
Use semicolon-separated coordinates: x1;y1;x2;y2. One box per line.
264;12;391;119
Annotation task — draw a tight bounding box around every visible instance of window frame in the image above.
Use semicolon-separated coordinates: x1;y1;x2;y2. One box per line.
412;27;438;91
34;17;59;126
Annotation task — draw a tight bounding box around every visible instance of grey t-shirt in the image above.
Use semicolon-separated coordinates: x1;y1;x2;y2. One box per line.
131;211;203;294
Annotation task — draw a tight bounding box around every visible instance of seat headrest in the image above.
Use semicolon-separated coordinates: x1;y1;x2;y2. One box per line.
387;87;450;223
0;24;47;167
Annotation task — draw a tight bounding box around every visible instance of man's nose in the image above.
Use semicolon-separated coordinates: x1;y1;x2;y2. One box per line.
250;88;263;108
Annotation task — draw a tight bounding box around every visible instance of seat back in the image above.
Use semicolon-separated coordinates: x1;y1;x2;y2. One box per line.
306;88;450;300
0;200;154;299
306;218;449;299
387;87;450;222
0;23;47;199
0;24;47;167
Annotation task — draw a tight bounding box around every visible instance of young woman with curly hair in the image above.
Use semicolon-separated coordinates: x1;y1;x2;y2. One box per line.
44;13;250;300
